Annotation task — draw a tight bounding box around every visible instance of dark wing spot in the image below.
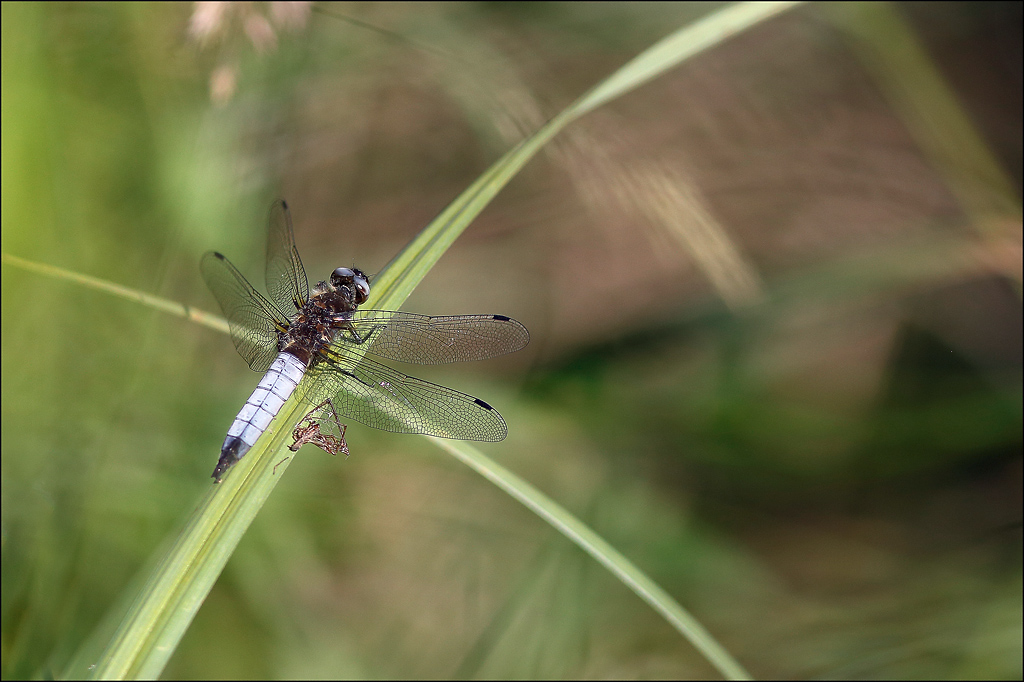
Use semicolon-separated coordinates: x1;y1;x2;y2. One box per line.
474;398;494;411
493;315;511;321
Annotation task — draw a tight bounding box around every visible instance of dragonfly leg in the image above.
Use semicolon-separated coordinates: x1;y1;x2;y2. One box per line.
332;319;385;346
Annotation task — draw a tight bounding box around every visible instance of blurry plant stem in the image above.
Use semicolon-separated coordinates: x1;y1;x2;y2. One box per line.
829;2;1022;291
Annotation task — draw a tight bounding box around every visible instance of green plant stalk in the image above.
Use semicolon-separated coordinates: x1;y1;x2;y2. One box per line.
828;2;1021;227
373;1;801;303
81;400;307;679
0;253;228;335
55;2;803;678
433;439;752;680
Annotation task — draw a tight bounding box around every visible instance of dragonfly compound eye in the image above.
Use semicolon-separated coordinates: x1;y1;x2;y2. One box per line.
352;271;370;303
331;267;355;287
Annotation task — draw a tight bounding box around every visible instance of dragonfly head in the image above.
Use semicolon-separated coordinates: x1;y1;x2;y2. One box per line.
331;267;370;305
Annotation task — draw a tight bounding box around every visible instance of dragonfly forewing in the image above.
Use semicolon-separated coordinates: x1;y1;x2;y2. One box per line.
265;199;309;315
338;311;530;364
201;251;288;373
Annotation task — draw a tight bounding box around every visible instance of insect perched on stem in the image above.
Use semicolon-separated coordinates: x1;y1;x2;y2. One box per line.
202;199;530;482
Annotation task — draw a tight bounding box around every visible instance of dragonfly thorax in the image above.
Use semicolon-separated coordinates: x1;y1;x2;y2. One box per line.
279;284;358;365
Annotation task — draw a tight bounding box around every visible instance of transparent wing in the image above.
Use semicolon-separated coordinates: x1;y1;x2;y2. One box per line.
201;251;288;373
335;310;530;364
302;348;508;441
265;199;309;314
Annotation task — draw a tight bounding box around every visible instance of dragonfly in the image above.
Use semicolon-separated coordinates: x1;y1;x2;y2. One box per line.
201;199;529;482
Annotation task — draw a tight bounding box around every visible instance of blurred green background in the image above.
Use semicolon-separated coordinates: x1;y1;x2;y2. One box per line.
2;2;1020;679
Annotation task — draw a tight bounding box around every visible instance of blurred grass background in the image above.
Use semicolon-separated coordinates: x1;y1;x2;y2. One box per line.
2;2;1020;679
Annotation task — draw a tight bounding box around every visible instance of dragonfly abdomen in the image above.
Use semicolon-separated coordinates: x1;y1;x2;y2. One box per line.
212;351;307;482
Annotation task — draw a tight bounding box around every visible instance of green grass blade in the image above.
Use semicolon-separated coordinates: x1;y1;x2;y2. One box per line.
369;0;802;312
432;439;753;681
79;395;308;679
571;1;800;118
53;3;803;677
828;2;1020;226
1;252;228;335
